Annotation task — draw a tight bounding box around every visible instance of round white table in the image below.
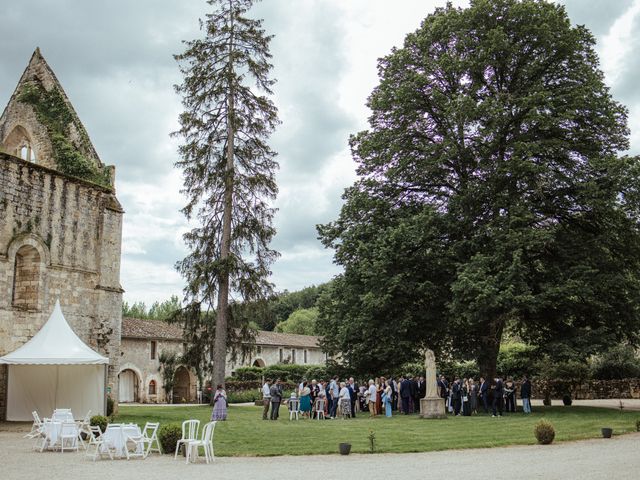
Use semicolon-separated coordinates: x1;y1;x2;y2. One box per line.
101;424;142;457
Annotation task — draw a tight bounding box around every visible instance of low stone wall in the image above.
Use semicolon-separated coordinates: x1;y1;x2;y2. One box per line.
530;379;640;399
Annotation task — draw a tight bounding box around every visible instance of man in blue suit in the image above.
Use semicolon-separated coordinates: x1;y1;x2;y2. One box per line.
492;376;504;417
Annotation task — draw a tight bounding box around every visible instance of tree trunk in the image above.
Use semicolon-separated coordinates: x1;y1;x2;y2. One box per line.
476;316;505;380
212;5;235;394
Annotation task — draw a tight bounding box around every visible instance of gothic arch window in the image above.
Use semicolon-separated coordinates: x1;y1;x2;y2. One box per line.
149;380;157;395
3;125;37;163
12;245;42;310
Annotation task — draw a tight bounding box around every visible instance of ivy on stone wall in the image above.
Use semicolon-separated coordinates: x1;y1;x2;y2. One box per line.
17;82;112;188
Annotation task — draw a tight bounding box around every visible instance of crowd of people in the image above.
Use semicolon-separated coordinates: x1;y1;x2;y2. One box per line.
260;374;532;420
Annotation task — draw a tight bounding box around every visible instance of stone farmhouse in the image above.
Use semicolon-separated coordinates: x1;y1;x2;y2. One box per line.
0;49;123;420
120;317;325;403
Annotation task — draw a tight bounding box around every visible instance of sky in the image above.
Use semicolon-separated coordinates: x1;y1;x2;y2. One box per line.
1;0;639;306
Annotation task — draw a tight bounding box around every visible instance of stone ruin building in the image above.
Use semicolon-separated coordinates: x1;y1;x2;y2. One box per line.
0;49;123;420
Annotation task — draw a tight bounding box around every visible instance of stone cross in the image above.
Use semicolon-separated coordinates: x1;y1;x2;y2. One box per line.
424;348;438;398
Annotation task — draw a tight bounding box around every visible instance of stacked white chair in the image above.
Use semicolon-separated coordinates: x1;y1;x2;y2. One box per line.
125;422;162;459
174;419;200;460
185;421;216;464
85;425;114;461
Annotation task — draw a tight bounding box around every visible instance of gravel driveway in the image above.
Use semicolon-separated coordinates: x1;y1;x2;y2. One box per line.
1;431;639;480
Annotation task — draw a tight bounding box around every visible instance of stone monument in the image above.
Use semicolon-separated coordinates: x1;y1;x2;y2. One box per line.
420;348;447;419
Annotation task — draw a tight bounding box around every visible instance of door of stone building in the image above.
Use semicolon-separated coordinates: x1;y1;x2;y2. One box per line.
118;369;138;403
172;366;191;403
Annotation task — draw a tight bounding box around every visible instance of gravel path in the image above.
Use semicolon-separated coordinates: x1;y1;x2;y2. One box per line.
1;431;639;480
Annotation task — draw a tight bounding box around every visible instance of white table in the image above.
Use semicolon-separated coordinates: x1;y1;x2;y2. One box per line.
101;424;142;458
40;421;78;450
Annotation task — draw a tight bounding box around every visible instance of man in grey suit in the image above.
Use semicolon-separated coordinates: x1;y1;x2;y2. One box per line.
270;378;283;420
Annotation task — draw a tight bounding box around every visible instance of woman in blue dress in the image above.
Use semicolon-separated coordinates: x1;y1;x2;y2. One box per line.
299;381;312;418
383;380;393;417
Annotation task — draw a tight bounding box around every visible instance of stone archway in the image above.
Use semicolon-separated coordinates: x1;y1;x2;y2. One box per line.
253;358;266;368
118;369;139;403
172;366;192;403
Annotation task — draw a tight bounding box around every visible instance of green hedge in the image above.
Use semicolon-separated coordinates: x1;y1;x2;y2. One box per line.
233;364;328;383
158;424;181;454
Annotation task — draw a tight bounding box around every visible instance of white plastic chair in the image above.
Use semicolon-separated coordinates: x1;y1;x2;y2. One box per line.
185;421;216;464
85;425;114;461
60;421;79;453
125;422;162;458
288;398;300;421
314;398;325;421
174;419;200;460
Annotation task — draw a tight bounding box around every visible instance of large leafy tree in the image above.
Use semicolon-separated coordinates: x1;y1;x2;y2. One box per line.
174;0;279;388
318;0;640;378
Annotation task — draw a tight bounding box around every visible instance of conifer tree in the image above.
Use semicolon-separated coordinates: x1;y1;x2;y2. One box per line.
174;0;279;389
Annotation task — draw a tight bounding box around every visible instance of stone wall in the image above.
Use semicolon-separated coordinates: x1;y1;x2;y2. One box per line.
120;337;196;404
227;344;326;376
0;153;123;419
531;379;640;400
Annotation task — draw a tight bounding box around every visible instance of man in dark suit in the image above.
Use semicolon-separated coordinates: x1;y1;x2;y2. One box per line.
418;376;426;398
348;377;358;418
400;376;412;415
492;376;504;417
451;378;462;415
478;376;489;413
410;376;419;413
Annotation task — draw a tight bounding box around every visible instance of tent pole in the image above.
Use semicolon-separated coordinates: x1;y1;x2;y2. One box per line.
103;365;108;416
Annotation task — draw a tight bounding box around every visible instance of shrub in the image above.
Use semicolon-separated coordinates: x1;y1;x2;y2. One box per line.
106;396;114;416
562;394;572;406
304;365;329;381
590;345;640;380
158;424;182;454
90;415;108;433
534;420;555;445
233;366;264;381
227;390;260;404
497;342;538;378
636;419;640;432
537;358;590;382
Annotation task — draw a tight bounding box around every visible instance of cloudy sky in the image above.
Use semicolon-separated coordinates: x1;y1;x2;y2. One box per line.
1;0;639;305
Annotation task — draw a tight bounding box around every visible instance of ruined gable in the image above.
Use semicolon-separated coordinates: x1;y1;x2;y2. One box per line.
0;49;124;420
0;48;114;188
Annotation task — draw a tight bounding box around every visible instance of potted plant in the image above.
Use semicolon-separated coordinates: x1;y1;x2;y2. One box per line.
339;442;351;455
601;427;613;438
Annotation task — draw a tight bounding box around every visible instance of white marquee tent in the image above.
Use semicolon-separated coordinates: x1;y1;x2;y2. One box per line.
0;300;108;421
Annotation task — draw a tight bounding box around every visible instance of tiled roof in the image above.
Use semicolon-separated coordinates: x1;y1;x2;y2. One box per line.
121;317;321;348
121;317;184;340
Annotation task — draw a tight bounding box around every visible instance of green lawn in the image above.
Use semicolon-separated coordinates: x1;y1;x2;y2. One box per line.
114;404;639;457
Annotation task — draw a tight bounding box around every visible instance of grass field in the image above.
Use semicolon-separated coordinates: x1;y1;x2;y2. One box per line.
114;404;640;457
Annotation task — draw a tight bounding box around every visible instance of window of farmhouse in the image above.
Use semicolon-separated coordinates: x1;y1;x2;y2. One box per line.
149;380;156;395
150;340;157;360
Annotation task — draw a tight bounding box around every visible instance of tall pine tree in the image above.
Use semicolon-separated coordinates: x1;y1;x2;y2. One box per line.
174;0;279;389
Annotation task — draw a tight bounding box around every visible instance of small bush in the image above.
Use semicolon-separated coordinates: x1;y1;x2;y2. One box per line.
158;424;182;454
534;420;555;445
90;415;108;433
106;396;114;416
562;394;572;406
227;390;260;404
635;419;640;432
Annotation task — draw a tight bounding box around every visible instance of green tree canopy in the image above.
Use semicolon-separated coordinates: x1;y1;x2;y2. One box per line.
317;0;640;378
275;307;319;335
